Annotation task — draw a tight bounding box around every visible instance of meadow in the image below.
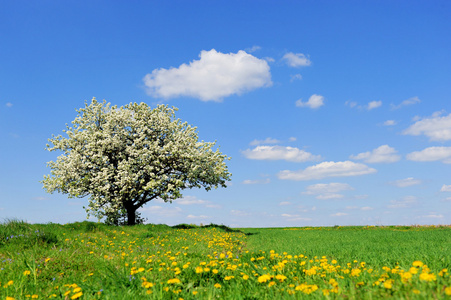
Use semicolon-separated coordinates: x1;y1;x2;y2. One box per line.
0;220;450;299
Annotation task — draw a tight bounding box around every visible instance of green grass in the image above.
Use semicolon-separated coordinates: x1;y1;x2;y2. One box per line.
0;221;450;299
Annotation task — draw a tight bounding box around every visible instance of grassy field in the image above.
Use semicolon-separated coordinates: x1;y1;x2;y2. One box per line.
0;221;450;299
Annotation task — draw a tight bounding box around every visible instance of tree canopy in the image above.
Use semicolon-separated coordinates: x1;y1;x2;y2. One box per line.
42;98;231;225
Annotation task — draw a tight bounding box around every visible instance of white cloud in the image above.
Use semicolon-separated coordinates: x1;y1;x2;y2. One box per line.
282;52;311;67
242;178;270;185
242;145;321;162
143;205;183;217
143;49;272;101
391;96;421;110
289;137;297;142
367;101;382;110
440;184;451;192
346;100;382;110
230;210;250;216
279;201;291;206
388;196;417;208
390;177;422;188
186;214;211;219
281;214;312;221
290;74;303;82
406;146;451;163
249;137;280;146
246;45;261;53
175;195;208;205
6;102;13;107
350;145;401;163
422;214;443;219
383;120;397;126
403;112;451;141
361;207;374;211
345;101;357;108
296;94;324;109
304;183;354;200
316;194;344;200
331;212;348;217
278;161;377;181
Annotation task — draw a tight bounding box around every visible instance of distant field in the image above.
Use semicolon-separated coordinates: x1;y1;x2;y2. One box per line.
0;221;450;299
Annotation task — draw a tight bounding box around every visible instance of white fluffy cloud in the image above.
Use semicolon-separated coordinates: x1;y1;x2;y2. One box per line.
391;96;421;110
143;49;272;101
186;214;211;220
350;145;401;163
390;177;422;188
282;52;311;67
406;146;451;163
242;145;321;162
304;183;354;200
278;161;377;181
440;184;451;192
403;112;451;141
296;94;324;109
367;101;382;110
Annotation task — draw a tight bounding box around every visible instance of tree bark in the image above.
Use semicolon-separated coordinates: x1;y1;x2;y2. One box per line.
126;206;136;226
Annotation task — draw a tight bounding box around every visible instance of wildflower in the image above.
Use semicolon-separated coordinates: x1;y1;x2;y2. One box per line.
268;281;276;287
275;274;287;282
71;292;83;299
6;297;15;300
445;287;451;296
258;274;272;283
23;270;31;276
242;274;249;280
167;278;181;284
195;267;203;273
419;272;436;282
214;283;221;288
32;295;38;299
412;261;424;268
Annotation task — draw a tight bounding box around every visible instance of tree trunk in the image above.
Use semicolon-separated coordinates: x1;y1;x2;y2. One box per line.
126;207;136;226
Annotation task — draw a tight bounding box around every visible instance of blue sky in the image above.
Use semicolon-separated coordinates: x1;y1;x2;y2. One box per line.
1;1;450;227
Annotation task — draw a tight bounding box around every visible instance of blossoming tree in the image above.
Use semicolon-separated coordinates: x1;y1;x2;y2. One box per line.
42;98;231;225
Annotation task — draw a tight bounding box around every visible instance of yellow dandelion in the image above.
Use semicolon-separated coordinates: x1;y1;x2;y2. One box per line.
23;270;31;276
71;292;83;299
242;274;249;280
214;283;221;288
444;287;451;296
412;261;424;268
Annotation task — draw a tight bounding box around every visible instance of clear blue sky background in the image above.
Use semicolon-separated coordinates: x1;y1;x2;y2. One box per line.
1;1;450;227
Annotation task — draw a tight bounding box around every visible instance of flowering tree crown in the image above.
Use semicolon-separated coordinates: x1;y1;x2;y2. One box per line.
42;98;231;225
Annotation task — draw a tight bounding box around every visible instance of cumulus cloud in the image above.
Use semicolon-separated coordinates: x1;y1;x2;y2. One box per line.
390;177;422;188
350;145;401;163
440;184;451;192
279;201;291;206
6;102;13;107
406;146;451;163
278;161;376;181
143;49;272;101
303;183;354;200
282;52;311;67
296;94;324;109
391;96;421;110
249;137;280;146
242;145;321;162
403;112;451;141
367;101;382;110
